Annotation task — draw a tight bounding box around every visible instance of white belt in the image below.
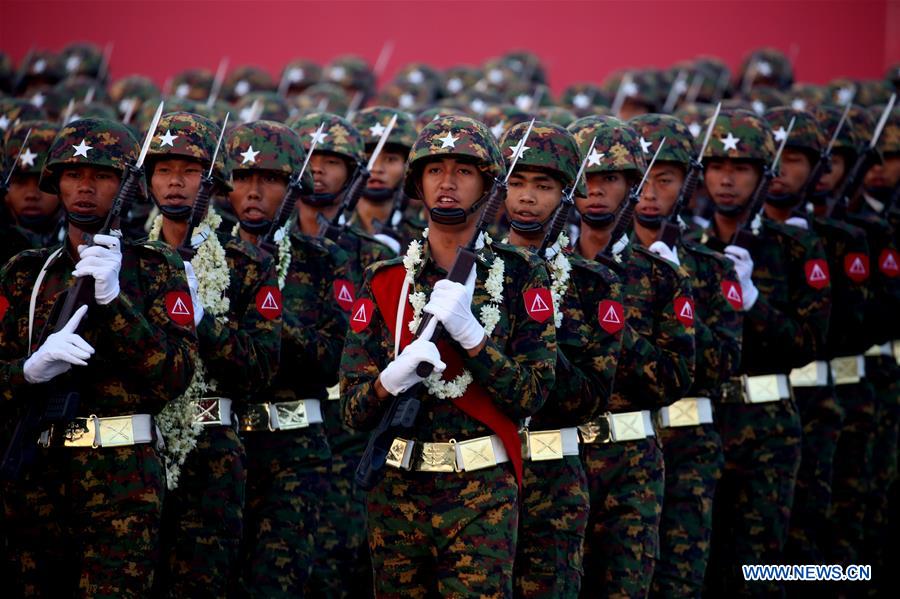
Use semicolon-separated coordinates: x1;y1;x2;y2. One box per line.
744;374;792;403
40;414;156;448
894;340;900;366
579;410;656;444
326;383;340;401
387;434;509;472
657;397;714;428
865;342;893;358
790;361;830;388
523;427;580;461
194;397;233;427
830;356;866;385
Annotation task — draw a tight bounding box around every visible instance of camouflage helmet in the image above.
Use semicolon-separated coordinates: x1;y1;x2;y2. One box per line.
501;50;547;86
813;105;858;163
293;82;350;118
4;119;60;175
109;75;161;120
498;120;580;189
460;89;503;117
629;114;696;167
846;105;875;152
375;82;435;113
47;76;110;118
482;104;534;140
764;107;824;160
288;112;363;166
280;59;322;95
739;47;794;91
886;63;900;91
24;85;54;115
503;81;553;113
225;120;307;180
145;111;231;191
16;50;63;90
352;106;417;151
171;68;214;102
415;107;466;132
60;42;104;80
395;63;443;93
39;117;140;194
0;97;47;134
478;58;518;95
442;65;482;96
134;97;211;133
871;105;900;154
324;55;376;99
537;106;578;128
842;80;894;108
691;56;733;103
742;86;789;117
702;108;775;163
567;116;646;179
560;83;610;116
788;83;827;112
62;102;118;124
403;115;506;200
235;92;291;123
674;102;716;140
224;66;276;103
602;70;663;112
825;79;861;107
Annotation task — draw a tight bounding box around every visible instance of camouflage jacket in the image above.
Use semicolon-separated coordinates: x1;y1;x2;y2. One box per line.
0;239;197;415
578;240;695;411
691;218;831;374
340;241;557;440
0;222;65;265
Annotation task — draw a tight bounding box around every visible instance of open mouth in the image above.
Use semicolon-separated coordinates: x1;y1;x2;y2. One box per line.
367;178;388;189
511;210;542;222
637;207;660;216
436;194;459;208
71;200;98;214
241;206;268;220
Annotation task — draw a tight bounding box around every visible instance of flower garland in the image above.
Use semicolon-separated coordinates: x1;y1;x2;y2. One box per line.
157;360;207;490
403;228;504;399
231;221;292;290
544;231;571;328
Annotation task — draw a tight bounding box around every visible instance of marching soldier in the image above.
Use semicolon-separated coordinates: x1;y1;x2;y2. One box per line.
1;117;197;596
567;115;696;598
340;115;557;597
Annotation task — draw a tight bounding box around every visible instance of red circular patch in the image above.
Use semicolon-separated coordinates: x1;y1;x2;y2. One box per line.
255;286;283;320
843;252;870;284
674;297;695;326
349;298;375;333
879;248;899;278
524;288;554;324
333;278;356;311
721;281;744;311
597;299;624;334
165;291;194;326
0;296;9;321
804;259;831;290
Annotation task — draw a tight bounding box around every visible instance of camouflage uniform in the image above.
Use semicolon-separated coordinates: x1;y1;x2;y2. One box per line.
224;122;349;597
568;116;696;599
687;110;831;597
629;114;744;599
142;112;283;598
498;121;623;598
1;118;197;597
340;116;557;598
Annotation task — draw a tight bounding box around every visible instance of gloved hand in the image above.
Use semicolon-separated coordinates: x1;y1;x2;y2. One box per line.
423;266;485;350
184;261;204;326
724;244;759;310
379;319;446;395
785;216;809;230
73;234;122;305
648;240;681;267
23;304;95;384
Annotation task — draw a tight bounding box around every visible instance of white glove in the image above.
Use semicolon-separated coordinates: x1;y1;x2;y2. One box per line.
23;305;95;384
785;216;809;230
379;319;447;395
648;240;681;267
373;233;401;256
724;245;759;310
423;266;485;350
184;261;204;326
73;234;122;305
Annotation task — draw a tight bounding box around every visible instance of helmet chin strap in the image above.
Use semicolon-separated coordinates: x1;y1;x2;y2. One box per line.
239;218;272;234
634;213;664;229
580;211;615;229
429;190;491;226
151;195;193;222
509;210;555;236
65;211;106;233
765;192;802;209
713;201;747;217
361;186;396;203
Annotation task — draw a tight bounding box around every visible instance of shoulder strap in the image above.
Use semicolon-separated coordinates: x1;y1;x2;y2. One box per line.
28;247;64;355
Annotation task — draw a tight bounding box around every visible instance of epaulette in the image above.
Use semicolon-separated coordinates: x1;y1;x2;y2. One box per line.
682;237;730;268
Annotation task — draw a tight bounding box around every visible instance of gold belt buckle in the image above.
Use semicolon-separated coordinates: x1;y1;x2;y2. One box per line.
789;362;821;387
61;417;97;448
744;375;781;403
413;442;457;472
579;419;611;444
386;438;411;469
274;401;309;430
668;398;701;427
326;383;340;401
609;412;646;441
832;357;861;385
242;405;267;432
96;416;135;448
527;430;564;461
195;398;223;425
456;437;497;471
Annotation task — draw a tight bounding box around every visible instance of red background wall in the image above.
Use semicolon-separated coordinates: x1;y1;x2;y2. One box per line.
1;0;897;94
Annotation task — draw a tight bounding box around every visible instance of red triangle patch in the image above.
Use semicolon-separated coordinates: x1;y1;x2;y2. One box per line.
597;299;624;334
524;288;554;323
804;259;830;290
721;281;743;310
255;286;283;320
0;296;9;321
333;278;356;311
165;291;194;326
879;248;899;278
349;297;375;333
674;296;694;326
843;252;870;283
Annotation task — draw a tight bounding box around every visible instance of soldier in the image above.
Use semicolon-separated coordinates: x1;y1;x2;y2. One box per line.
143;111;283;597
567;115;696;598
629;114;744;599
340;115;557;597
1;117;197;596
498;120;623;597
223;120;347;596
686;109;831;596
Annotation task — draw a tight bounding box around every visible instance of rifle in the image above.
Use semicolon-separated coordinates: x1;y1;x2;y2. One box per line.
539;136;597;254
178;112;229;261
0;128;32;202
802;98;853;205
662;70;688;114
731;116;796;248
317;114;397;242
371;187;407;244
1;102;164;480
355;118;536;491
659;102;721;245
206;57;229;108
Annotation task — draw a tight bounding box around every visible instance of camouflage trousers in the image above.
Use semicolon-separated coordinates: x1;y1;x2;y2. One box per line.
515;455;590;598
706;398;802;598
3;444;164;598
306;400;372;598
650;423;724;599
233;426;332;598
785;382;844;565
367;463;519;599
154;426;246;598
581;437;665;599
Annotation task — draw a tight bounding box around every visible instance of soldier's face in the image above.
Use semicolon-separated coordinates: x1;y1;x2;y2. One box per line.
704;159;761;209
58;165;122;219
577;171;629;216
420;157;485;211
817;152;846;192
638;163;685;218
229;170;288;221
310;152;350;194
367;149;406;191
150;158;203;210
506;170;563;225
864;153;900;189
770;148;812;196
4;173;60;222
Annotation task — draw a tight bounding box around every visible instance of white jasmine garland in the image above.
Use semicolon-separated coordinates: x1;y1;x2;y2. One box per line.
157;359;207;490
545;231;571;328
273;225;292;290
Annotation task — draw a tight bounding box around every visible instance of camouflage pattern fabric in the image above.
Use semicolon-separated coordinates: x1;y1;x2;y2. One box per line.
702;109;775;163
739;47;794;91
145;111;231;189
223;65;276;103
568;115;646;178
352;106;418;151
499;120;582;189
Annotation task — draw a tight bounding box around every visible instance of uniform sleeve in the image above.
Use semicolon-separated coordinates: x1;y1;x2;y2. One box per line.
0;260;29;401
462;255;557;421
